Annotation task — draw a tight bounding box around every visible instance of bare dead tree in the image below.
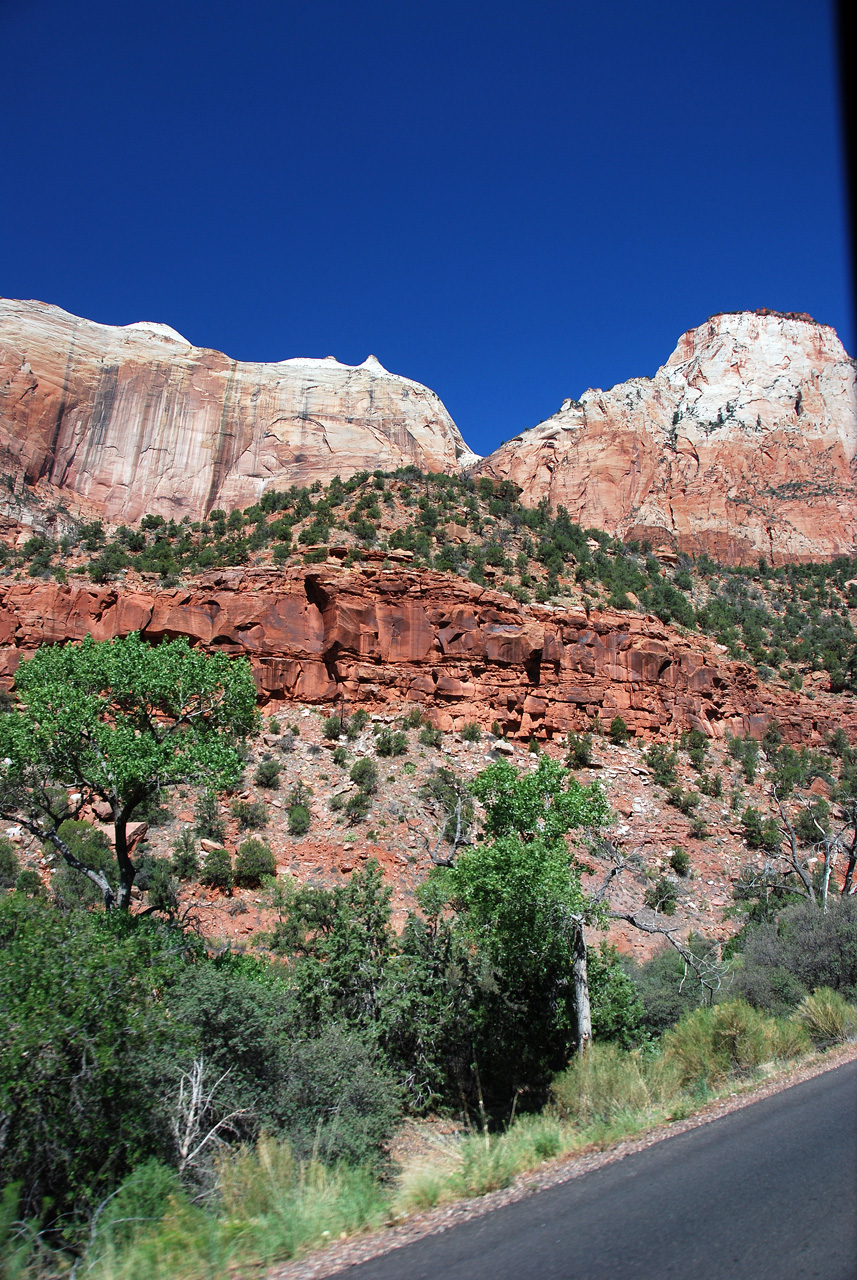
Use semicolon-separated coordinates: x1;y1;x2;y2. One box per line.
771;789;816;902
169;1058;247;1178
589;835;727;1006
405;768;474;867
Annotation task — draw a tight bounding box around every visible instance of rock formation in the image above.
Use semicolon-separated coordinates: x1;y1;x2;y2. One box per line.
473;310;857;564
2;301;855;564
1;566;851;745
0;298;477;523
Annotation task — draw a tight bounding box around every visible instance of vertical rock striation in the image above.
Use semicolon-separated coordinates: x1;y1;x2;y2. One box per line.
473;311;857;564
0;299;477;522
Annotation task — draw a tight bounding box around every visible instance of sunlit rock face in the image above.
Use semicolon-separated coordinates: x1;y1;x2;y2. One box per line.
0;299;477;522
0;566;853;745
473;311;857;564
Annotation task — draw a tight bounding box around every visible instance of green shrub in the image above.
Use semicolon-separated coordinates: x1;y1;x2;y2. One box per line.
401;707;425;730
686;729;708;773
564;732;592;769
0;837;19;889
345;791;372;823
644;876;678;916
688;814;709;840
461;722;482;743
232;799;268;830
550;1042;680;1125
254;759;281;789
349;709;371;734
608;715;629;745
332;746;348;767
794;800;830;844
170;828;199;879
288;805;311;836
418;726;442;750
0;896;188;1220
378;729;409;756
235;838;277;887
15;869;42;897
349;758;379;792
622;938;718;1035
794;987;857;1046
194;791;226;843
644;742;679;786
49;820;116;910
741;805;781;851
732;897;857;1012
667;786;701;816
200;846;234;892
742;739;760;783
322;714;344;740
669;847;690;877
663;1000;781;1086
133;853;177;907
699;771;723;798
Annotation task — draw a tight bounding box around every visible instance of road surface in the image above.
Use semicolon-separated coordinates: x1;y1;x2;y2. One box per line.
343;1059;857;1280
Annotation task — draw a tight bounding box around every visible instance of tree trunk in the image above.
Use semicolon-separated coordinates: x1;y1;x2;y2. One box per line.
572;921;592;1057
842;820;857;896
113;811;137;911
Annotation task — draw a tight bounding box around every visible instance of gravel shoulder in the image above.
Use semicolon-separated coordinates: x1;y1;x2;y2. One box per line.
265;1042;857;1280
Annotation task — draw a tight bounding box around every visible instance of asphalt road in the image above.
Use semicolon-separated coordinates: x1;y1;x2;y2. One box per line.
343;1060;857;1280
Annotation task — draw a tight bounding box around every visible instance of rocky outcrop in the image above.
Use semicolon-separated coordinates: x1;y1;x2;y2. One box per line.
0;299;476;523
0;566;851;744
3;301;855;565
474;311;857;564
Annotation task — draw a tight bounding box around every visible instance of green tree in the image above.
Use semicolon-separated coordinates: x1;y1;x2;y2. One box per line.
433;755;609;1089
0;633;258;910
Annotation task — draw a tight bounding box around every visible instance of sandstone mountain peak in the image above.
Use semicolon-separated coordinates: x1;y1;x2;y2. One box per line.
120;320;192;345
0;298;475;522
474;309;857;564
1;300;854;562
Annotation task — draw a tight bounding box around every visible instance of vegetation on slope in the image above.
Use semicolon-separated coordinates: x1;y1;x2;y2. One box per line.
6;467;857;692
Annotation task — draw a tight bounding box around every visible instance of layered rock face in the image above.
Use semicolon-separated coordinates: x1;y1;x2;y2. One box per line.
0;566;851;745
474;311;857;564
2;301;855;564
0;299;476;523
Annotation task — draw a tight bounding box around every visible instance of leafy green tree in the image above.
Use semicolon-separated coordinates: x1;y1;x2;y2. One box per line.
0;634;258;910
432;755;609;1092
0;895;196;1218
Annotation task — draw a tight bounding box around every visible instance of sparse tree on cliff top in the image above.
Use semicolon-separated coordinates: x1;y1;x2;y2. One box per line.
0;632;259;910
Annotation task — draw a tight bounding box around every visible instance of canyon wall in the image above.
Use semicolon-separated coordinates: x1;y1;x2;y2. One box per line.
0;299;476;523
0;566;850;745
2;300;855;565
474;311;857;564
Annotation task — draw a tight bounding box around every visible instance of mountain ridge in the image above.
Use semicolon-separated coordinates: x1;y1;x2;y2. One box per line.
1;299;854;564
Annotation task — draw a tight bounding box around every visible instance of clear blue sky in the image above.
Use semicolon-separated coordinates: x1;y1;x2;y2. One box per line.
0;0;850;458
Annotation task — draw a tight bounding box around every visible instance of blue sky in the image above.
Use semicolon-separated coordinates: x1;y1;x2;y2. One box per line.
0;0;849;458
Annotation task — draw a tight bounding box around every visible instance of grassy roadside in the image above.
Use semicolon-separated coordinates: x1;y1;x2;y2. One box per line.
16;995;852;1280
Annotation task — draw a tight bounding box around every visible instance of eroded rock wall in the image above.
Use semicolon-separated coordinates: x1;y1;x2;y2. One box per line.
0;566;851;744
0;299;476;523
474;311;857;564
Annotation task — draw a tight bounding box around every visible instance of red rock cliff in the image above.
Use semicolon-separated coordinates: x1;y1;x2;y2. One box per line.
0;567;849;744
